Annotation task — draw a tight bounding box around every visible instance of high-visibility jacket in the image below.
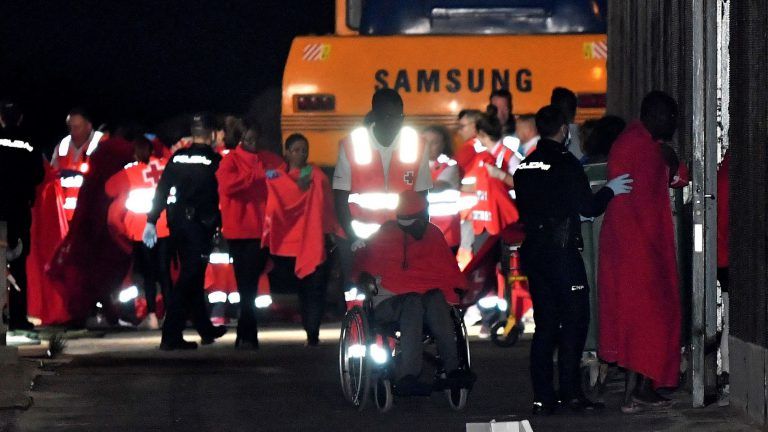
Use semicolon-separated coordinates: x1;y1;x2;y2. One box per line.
465;140;519;235
428;154;461;248
52;131;104;220
105;157;169;242
342;126;424;238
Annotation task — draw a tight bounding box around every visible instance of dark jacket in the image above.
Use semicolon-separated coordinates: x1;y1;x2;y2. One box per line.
148;144;222;230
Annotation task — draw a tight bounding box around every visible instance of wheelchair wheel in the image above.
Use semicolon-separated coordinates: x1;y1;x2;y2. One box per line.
374;378;394;413
445;386;469;411
339;306;372;410
490;320;521;347
451;307;471;369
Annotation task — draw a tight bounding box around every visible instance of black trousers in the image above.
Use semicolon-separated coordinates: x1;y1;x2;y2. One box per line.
162;222;216;343
228;239;268;343
7;213;31;327
132;239;171;313
520;242;590;404
270;255;327;342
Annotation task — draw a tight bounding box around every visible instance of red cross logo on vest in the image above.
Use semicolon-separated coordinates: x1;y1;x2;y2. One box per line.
142;160;164;187
403;170;415;185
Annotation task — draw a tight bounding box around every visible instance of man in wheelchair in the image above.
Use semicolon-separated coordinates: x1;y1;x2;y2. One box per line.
353;190;474;396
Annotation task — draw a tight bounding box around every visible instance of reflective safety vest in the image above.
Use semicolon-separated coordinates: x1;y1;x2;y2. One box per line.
428;154;461;247
106;157;169;242
53;131;104;220
343;125;423;238
465;139;516;235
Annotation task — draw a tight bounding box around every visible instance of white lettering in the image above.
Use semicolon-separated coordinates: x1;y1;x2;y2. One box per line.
172;155;212;165
517;161;551;171
0;139;33;152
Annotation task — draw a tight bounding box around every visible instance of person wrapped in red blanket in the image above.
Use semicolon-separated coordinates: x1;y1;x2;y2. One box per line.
598;91;690;413
47;127;137;327
263;133;337;346
216;120;285;349
353;190;473;396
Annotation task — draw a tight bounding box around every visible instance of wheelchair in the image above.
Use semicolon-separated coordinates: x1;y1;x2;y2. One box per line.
338;273;472;412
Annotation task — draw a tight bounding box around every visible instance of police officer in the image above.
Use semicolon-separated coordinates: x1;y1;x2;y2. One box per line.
144;113;227;350
513;105;632;414
0;101;44;331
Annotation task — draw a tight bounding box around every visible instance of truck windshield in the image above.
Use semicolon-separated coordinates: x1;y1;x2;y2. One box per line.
358;0;606;35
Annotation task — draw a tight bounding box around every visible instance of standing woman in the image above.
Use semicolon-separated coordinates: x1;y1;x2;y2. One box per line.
216;120;285;349
263;133;337;346
422;125;461;253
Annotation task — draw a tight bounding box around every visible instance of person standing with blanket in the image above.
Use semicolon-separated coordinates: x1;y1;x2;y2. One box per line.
216;120;285;350
598;91;690;413
263;133;337;346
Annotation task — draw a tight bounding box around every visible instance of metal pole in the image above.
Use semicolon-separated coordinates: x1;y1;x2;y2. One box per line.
704;0;720;398
691;0;719;408
690;0;706;408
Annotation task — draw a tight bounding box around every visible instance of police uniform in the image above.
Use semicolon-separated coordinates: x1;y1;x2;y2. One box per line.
148;141;223;347
512;137;614;407
0;124;44;330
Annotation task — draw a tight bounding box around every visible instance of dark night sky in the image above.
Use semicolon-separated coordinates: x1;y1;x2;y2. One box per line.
0;0;334;153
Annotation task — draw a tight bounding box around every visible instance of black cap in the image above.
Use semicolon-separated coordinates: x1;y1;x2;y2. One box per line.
190;112;216;135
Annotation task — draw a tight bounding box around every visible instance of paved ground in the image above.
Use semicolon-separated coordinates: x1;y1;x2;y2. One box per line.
1;324;761;432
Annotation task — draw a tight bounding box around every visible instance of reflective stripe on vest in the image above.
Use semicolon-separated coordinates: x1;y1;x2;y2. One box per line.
58;130;104;158
349;126;420;166
125;187;156;214
348;192;399;211
350;220;381;239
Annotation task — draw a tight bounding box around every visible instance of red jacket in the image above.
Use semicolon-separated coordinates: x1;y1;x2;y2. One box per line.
454;137;480;175
105;157;170;243
464;141;519;235
354;221;466;304
217;146;286;239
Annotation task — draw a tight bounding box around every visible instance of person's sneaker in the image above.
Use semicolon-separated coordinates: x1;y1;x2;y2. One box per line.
235;337;259;350
531;401;557;416
159;339;198;351
138;313;160;330
200;325;227;345
393;375;432;397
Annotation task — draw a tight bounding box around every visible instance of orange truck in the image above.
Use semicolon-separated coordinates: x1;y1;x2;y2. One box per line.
282;0;608;166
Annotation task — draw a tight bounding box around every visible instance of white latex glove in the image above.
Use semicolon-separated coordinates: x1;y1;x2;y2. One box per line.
143;223;158;248
350;239;366;252
6;239;23;262
606;173;634;196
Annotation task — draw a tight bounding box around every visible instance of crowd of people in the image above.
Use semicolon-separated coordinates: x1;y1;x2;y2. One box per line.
1;83;714;413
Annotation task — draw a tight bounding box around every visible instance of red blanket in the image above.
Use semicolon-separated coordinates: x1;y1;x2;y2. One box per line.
47;137;136;323
598;121;687;388
262;166;336;278
354;221;466;304
26;161;72;325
